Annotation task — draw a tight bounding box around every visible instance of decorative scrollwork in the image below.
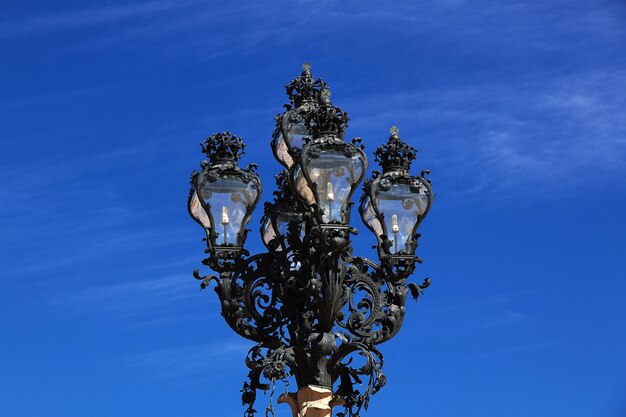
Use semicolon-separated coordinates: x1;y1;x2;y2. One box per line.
197;255;287;344
335;257;411;346
243;343;294;417
329;342;386;417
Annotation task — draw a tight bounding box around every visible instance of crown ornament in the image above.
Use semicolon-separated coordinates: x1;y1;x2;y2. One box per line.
373;126;418;173
285;63;327;107
201;131;246;164
305;87;349;140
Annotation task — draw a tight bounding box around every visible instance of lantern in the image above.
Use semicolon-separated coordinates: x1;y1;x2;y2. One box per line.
260;172;305;251
188;132;261;257
291;85;367;224
360;127;433;257
271;63;325;169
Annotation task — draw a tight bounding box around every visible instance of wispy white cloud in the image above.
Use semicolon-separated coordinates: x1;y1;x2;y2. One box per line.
43;272;210;329
348;69;626;200
0;85;112;108
481;310;528;330
0;133;186;275
424;290;536;338
424;309;533;341
0;0;293;62
52;274;189;308
0;0;196;38
429;288;538;315
53;271;198;300
4;0;620;62
119;340;249;381
469;340;555;359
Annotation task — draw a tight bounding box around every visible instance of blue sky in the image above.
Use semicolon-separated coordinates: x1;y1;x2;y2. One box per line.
1;1;626;416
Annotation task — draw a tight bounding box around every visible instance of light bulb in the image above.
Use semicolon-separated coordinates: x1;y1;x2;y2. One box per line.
391;214;399;233
326;182;335;201
221;206;230;225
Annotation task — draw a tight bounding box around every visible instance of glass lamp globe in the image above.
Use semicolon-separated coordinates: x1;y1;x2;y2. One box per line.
294;141;367;224
361;179;431;254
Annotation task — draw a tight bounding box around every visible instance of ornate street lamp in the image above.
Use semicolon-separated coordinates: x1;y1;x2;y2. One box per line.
188;64;434;417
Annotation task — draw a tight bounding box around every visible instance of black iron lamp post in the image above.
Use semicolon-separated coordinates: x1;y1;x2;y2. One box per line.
188;64;434;417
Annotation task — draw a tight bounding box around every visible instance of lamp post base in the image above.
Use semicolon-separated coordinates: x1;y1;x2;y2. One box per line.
278;385;344;417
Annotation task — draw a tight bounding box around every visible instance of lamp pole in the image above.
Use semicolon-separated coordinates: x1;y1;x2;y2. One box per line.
187;64;434;417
